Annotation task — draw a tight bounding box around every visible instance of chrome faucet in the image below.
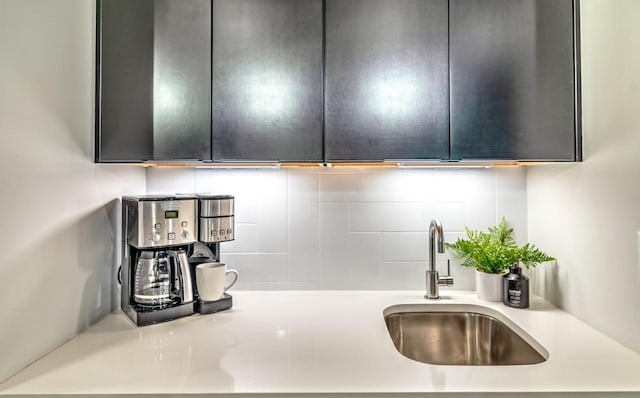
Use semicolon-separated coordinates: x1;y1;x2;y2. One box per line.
425;219;454;299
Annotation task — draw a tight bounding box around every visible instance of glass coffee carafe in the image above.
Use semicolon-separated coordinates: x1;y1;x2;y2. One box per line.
133;250;176;307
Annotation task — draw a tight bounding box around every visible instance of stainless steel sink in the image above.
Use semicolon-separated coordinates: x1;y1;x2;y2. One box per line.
384;305;547;366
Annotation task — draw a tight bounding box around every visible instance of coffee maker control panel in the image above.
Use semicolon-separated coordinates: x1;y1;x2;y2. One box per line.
124;196;197;249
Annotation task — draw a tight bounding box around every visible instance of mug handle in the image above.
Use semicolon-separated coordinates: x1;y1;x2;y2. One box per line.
224;269;239;291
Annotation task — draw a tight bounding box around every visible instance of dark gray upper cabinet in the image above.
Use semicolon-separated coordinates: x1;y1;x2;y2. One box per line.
324;0;450;162
211;0;323;162
96;0;580;163
450;0;580;161
97;0;211;162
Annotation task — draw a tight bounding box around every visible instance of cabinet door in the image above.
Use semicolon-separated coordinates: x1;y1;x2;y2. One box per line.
450;0;578;161
211;0;323;162
98;0;211;162
325;0;449;162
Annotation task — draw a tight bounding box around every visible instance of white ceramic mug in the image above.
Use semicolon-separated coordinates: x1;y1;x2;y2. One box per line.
195;262;239;302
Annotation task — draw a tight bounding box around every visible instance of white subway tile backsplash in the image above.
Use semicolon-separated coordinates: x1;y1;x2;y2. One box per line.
256;210;288;253
221;253;288;285
221;223;258;253
319;170;407;203
421;169;469;202
382;233;428;262
288;172;319;283
318;203;350;289
319;169;470;203
381;262;425;290
350;202;465;232
146;167;526;290
251;172;289;253
318;173;360;203
397;169;467;203
464;169;497;231
146;167;195;194
348;233;382;288
496;168;528;244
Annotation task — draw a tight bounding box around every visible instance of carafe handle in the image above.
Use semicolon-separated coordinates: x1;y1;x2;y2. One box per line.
169;249;193;303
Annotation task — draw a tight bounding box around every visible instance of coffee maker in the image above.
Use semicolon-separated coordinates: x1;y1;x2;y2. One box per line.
121;195;198;326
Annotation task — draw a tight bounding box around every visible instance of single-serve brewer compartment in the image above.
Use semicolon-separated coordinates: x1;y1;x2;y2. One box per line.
200;216;235;243
198;195;235;243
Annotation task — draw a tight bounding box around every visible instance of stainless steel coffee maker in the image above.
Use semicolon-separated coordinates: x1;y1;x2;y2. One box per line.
121;195;197;326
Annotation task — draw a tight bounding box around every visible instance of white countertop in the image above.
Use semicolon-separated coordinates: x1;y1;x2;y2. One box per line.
1;291;640;396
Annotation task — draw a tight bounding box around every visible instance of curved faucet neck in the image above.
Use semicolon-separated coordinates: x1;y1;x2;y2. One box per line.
429;219;444;271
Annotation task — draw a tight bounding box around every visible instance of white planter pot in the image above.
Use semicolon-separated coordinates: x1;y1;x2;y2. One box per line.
475;270;504;302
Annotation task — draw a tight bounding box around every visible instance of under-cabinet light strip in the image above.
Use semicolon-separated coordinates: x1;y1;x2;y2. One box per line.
125;161;571;169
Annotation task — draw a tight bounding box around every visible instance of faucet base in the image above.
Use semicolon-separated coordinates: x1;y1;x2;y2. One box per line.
425;270;440;299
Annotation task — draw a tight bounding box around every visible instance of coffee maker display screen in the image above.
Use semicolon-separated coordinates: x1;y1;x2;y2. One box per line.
164;210;179;219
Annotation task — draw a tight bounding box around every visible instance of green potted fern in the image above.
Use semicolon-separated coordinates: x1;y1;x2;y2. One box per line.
446;218;554;302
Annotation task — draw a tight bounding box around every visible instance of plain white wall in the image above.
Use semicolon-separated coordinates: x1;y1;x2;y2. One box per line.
0;0;145;382
147;167;528;291
527;0;640;353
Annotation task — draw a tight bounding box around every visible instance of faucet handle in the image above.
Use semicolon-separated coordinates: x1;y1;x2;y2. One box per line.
438;260;454;287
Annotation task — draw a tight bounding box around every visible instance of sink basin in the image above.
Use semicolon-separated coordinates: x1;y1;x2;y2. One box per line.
384;304;547;366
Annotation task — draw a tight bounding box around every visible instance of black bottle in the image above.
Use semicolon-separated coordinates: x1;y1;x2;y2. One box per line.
503;265;529;309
